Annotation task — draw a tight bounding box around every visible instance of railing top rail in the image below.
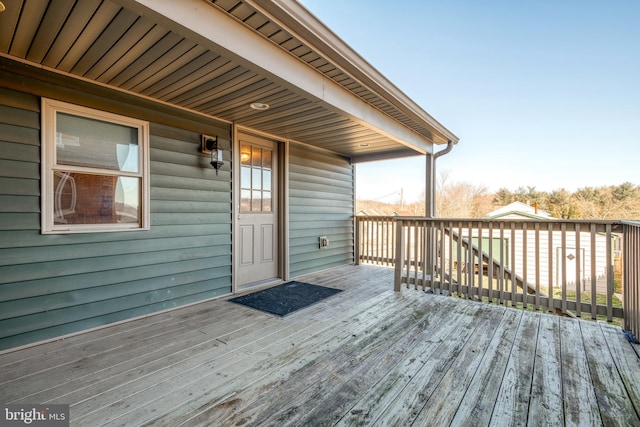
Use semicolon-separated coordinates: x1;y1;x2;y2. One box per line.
391;216;625;224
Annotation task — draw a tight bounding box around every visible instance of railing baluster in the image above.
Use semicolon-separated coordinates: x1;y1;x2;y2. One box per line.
548;223;554;314
535;223;540;311
499;222;505;306
575;223;582;318
511;222;517;308
488;221;494;304
561;223;568;315
478;221;483;302
606;223;613;322
523;222;528;310
590;223;597;320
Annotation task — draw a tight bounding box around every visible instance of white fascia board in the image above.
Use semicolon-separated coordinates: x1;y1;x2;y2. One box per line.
115;0;433;154
253;0;458;145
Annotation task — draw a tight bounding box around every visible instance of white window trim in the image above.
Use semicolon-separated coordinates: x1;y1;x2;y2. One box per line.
41;98;150;234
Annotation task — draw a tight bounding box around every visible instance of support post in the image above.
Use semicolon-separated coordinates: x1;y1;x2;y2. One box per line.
394;219;405;291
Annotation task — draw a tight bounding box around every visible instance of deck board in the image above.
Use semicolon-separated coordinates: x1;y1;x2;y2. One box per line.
1;264;639;426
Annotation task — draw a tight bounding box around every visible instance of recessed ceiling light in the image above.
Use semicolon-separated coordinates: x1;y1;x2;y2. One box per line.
359;143;370;147
250;102;270;111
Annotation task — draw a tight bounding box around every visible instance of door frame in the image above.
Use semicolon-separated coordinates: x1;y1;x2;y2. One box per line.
232;124;289;293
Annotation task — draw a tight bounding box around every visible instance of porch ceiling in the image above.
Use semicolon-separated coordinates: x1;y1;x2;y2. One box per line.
0;0;458;163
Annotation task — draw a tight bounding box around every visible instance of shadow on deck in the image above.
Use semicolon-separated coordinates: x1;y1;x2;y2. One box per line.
1;265;639;426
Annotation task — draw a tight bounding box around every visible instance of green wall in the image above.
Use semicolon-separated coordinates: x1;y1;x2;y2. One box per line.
288;143;354;277
0;64;233;350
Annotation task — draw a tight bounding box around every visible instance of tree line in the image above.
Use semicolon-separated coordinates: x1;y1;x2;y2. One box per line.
492;182;640;219
357;176;640;220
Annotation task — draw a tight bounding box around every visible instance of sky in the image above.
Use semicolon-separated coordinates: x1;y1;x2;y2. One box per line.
299;0;640;203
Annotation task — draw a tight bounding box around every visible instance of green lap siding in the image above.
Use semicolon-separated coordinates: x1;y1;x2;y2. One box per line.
288;143;355;277
0;73;232;350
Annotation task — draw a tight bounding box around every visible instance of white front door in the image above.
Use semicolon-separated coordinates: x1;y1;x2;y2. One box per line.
237;134;278;286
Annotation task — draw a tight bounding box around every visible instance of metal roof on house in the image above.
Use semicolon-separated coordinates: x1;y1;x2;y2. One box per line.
0;0;458;162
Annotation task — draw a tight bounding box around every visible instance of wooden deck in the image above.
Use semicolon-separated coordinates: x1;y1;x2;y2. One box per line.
1;265;640;426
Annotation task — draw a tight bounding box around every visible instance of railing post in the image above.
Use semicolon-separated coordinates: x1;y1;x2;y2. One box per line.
425;219;435;287
354;216;360;265
623;222;640;340
394;219;405;292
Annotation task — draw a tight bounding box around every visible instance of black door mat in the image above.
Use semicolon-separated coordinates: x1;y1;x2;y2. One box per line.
228;281;343;316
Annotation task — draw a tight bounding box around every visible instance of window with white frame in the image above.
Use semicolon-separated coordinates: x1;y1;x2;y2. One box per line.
41;99;150;233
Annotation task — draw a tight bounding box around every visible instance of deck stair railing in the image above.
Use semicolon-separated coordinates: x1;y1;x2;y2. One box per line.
355;216;639;338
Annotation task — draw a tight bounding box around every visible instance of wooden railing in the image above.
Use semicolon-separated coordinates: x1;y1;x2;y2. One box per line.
356;216;640;339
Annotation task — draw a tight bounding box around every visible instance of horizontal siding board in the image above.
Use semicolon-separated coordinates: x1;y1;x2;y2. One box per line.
289;171;353;189
0;245;230;285
0;87;39;112
289;191;353;203
151;199;231;214
289;204;352;215
151;186;229;202
151;174;230;192
151;147;204;167
151;212;231;226
150;134;200;153
150;161;228;181
0;105;40;129
0;178;39;196
289;214;352;223
289;226;352;239
0;224;230;249
0;123;40;146
289;164;352;183
0;213;39;230
0;266;230;321
0;195;39;213
0;257;230;302
0;234;230;267
290;254;353;278
0;159;39;179
0;140;39;162
289;182;353;196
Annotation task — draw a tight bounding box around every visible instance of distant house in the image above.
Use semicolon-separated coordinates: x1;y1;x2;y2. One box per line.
487;201;553;220
477;202;614;292
0;0;458;350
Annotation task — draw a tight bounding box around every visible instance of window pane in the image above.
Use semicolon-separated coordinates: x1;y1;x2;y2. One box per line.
263;169;272;191
262;191;272;212
56;113;139;172
252;168;262;191
241;189;251;212
252;190;261;211
240;145;251;166
53;172;139;224
241;166;251;190
252;146;262;168
262;149;272;170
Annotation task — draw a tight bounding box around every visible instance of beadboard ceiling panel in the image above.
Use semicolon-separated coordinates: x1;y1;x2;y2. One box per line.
0;0;457;162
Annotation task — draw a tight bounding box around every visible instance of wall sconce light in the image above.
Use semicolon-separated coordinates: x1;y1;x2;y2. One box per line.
201;135;224;175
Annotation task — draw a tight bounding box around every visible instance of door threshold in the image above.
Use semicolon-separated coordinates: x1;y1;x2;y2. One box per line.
237;278;283;294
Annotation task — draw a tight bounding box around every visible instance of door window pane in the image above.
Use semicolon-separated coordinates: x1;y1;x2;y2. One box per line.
240;143;274;212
